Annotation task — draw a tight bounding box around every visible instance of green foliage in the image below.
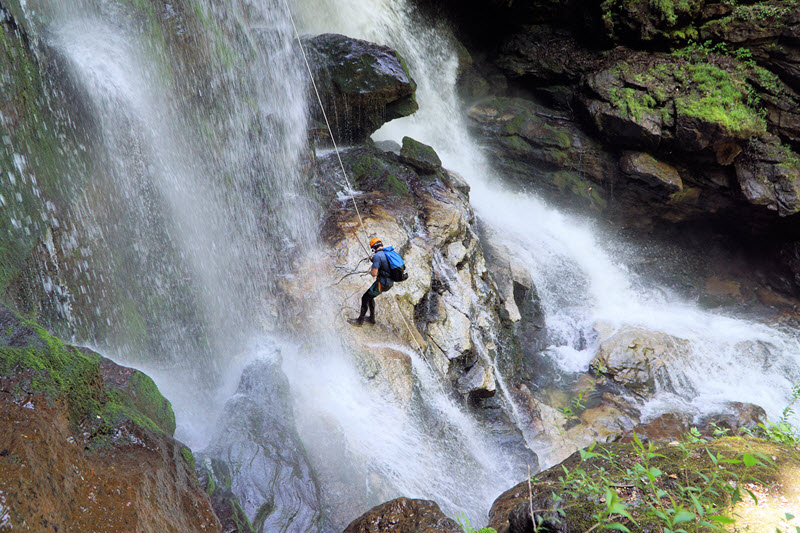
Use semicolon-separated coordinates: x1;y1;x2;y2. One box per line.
558;384;596;422
529;435;781;533
743;382;800;446
457;513;497;533
650;0;693;25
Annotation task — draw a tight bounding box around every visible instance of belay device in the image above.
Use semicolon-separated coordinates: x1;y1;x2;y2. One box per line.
382;246;408;282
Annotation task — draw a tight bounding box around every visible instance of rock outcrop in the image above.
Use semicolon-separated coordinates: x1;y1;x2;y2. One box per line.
590;323;690;394
343;497;463;533
304;33;418;144
415;0;800;292
0;304;220;532
198;357;330;533
309;141;510;405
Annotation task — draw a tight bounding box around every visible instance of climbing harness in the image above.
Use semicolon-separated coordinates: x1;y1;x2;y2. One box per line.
281;0;426;352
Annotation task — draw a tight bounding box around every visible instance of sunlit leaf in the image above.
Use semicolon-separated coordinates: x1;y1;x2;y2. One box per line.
604;522;630;532
707;515;735;524
673;510;696;525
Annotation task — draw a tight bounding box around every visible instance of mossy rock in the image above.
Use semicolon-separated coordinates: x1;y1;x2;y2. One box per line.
343;147;415;196
0;304;176;439
490;436;800;533
400;136;442;173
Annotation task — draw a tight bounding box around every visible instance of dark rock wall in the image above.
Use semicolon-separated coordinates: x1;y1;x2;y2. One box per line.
413;0;800;294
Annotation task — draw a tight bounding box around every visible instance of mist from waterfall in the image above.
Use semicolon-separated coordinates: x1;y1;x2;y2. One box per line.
296;0;800;443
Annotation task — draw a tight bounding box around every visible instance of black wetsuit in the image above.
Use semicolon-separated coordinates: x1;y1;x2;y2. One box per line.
358;250;393;320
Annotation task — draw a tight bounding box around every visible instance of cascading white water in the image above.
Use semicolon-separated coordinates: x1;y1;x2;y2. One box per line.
297;0;800;449
26;0;321;445
17;0;529;526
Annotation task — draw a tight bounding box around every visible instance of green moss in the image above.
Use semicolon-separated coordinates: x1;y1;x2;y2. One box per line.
0;322;104;423
349;152;411;195
623;55;767;139
181;446;196;471
104;370;176;435
0;310;175;439
609;87;658;122
676;63;765;136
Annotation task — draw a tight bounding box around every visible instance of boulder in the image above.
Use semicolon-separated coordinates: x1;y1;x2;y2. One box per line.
734;136;800;216
620;151;683;193
399;136;442;173
303;33;418;144
0;305;220;532
590;323;690;394
343;497;462;533
199;358;329;533
697;402;767;435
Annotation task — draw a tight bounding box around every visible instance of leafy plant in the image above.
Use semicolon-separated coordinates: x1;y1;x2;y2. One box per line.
527;433;774;533
457;512;497;533
744;382;800;446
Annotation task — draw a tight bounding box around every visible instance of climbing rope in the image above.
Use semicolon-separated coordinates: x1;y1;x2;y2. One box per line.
282;0;427;353
280;0;371;260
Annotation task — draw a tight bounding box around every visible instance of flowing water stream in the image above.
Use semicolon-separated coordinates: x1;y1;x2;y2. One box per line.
7;0;800;529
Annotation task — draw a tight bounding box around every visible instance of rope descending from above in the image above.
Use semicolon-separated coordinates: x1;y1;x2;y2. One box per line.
280;0;371;261
281;1;429;356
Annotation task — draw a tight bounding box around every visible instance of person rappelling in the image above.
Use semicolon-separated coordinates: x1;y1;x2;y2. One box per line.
348;237;408;327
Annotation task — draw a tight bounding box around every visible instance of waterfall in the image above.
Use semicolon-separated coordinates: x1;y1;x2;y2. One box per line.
8;0;526;526
7;0;800;530
20;0;319;444
296;0;800;434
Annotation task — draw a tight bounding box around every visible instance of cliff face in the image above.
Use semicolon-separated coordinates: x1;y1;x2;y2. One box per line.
0;304;220;532
414;0;800;294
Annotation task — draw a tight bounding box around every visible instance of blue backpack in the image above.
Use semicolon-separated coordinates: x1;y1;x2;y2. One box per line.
382;246;408;282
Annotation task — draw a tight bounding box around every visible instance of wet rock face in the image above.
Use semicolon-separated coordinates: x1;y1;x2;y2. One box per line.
312;141;508;403
199;358;330;533
303;33;418;144
467;96;614;212
0;304;220;532
343;497;463;533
